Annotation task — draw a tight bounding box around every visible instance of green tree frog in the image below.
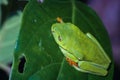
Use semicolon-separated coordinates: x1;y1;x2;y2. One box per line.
51;17;111;76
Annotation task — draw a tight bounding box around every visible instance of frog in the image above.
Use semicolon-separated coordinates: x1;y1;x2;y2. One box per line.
51;17;111;76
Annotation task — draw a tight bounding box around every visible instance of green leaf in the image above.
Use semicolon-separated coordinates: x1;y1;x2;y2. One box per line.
29;63;61;80
0;12;22;65
9;0;114;80
0;0;8;5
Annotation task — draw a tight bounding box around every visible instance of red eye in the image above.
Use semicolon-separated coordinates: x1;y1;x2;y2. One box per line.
58;35;62;42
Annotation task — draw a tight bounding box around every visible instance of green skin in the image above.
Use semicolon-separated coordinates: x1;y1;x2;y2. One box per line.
51;22;111;76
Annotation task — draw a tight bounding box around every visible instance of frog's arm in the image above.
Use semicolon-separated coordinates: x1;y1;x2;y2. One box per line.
76;61;108;76
59;47;79;62
86;33;111;64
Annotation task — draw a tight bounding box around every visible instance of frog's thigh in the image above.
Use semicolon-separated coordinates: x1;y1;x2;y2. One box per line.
86;33;103;47
77;61;107;76
86;33;111;64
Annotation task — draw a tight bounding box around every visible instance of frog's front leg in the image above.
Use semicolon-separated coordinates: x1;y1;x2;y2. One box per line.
59;47;83;62
74;61;107;76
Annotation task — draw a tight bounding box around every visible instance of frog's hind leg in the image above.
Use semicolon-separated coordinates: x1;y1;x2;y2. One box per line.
74;61;107;76
86;33;111;66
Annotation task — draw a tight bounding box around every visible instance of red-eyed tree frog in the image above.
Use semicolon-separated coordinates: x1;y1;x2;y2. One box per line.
51;17;111;76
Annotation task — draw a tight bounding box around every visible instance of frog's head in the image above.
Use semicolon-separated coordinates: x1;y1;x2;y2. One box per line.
51;23;72;47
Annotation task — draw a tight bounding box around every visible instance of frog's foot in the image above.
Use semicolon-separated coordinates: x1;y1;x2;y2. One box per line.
56;17;63;23
66;57;78;67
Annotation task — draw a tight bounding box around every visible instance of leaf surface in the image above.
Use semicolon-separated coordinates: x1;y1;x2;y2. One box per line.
10;0;114;80
0;12;22;65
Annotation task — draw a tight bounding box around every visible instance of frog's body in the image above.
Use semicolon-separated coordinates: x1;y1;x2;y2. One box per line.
51;22;111;76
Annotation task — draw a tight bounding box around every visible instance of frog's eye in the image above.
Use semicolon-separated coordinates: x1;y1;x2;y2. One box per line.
52;30;55;33
58;35;62;42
